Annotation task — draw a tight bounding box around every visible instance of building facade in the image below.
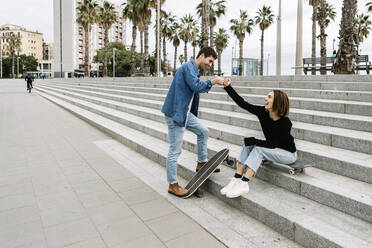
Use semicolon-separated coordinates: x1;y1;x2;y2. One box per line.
0;24;44;61
53;0;126;78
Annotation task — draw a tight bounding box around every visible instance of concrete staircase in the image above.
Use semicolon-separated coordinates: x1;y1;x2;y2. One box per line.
35;76;372;248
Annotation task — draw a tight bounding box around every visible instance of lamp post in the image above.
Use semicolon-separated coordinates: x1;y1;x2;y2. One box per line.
60;0;63;78
267;53;270;76
333;38;336;51
113;48;116;78
276;0;282;75
295;0;303;75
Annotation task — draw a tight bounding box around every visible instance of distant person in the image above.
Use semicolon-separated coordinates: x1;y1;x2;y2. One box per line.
332;50;337;58
161;46;225;197
25;73;34;91
220;79;297;198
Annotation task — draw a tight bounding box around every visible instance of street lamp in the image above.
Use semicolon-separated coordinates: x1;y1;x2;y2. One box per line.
60;0;63;78
113;48;116;78
17;50;20;78
156;0;160;77
332;38;336;51
0;37;2;78
267;53;270;76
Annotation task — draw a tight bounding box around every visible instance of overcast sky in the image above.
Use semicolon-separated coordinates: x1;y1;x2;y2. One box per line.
1;0;371;75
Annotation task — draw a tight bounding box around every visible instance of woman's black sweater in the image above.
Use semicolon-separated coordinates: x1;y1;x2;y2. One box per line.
224;84;296;153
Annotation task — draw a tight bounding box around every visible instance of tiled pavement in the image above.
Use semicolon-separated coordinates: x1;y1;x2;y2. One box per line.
0;80;226;248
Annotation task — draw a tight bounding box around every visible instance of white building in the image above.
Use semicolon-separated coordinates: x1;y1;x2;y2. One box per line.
53;0;126;77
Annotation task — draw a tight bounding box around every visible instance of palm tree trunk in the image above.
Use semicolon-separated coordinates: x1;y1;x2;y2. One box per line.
84;25;90;77
193;46;196;59
319;0;326;75
162;37;167;76
311;5;317;75
217;50;222;75
201;0;209;48
239;39;243;76
334;0;357;74
130;25;137;76
104;29;108;77
144;24;150;76
12;52;15;79
260;30;264;76
140;31;144;72
174;46;178;74
184;42;188;62
209;25;215;75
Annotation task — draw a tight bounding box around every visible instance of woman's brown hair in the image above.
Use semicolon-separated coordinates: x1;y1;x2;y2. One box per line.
272;90;289;117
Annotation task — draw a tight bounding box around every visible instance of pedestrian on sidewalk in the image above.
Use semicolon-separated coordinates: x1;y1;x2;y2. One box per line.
161;46;225;197
220;79;297;198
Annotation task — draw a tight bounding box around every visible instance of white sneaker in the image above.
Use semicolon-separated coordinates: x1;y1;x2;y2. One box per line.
220;178;239;195
226;180;250;198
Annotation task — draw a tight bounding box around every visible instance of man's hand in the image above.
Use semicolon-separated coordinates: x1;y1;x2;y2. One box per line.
211;77;225;85
223;78;231;87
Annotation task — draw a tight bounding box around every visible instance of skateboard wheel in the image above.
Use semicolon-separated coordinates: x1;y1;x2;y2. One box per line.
289;169;295;175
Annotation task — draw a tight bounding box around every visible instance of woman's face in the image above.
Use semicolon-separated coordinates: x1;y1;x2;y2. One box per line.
265;91;274;111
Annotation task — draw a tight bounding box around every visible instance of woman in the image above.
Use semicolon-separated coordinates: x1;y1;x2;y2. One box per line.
221;79;297;198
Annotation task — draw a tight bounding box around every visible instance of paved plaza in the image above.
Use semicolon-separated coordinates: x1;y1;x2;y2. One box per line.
0;80;226;248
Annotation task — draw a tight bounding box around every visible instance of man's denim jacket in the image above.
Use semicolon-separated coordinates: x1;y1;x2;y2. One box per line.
161;59;212;127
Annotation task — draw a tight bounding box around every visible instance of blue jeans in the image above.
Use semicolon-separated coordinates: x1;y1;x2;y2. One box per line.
238;145;297;173
165;113;209;184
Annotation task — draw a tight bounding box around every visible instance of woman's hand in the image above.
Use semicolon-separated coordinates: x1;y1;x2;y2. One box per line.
223;78;231;87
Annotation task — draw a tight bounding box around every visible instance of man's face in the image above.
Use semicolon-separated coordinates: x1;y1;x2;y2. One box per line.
199;54;215;71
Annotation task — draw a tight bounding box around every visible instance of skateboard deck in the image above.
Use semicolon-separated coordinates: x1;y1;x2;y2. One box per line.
183;149;229;199
262;159;312;175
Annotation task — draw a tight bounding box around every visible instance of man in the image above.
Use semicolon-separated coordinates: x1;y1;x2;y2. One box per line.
25;73;34;91
161;47;225;197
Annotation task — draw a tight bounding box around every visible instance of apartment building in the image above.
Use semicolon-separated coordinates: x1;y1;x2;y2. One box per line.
53;0;126;77
0;24;43;61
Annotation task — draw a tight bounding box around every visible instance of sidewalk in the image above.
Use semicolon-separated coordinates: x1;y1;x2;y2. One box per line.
0;80;225;248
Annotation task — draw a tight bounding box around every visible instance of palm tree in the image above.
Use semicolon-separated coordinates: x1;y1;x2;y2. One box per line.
200;0;210;48
170;22;181;74
255;5;275;76
136;0;152;76
123;0;141;76
308;0;320;75
179;54;185;65
317;1;336;75
367;2;372;12
98;1;116;77
197;0;226;74
214;28;229;75
161;11;175;76
76;0;99;77
180;14;197;62
230;10;255;76
7;34;21;79
333;0;358;74
355;13;372;53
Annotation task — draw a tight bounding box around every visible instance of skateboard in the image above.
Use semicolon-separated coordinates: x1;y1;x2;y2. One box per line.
262;159;312;175
183;148;231;198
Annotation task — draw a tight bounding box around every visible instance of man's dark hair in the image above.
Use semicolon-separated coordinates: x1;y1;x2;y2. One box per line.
196;47;217;59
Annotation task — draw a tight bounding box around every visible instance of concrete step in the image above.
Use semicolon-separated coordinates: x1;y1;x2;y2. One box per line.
48;76;372;91
38;84;372;155
46;82;372;133
35;86;372;224
45;82;372;117
97;139;303;248
35;89;372;248
53;82;372;102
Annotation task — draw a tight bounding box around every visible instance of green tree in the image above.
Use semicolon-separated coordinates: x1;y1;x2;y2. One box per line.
98;1;116;77
230;10;255;76
161;11;175;76
333;0;358;74
367;2;372;12
180;14;197;62
123;0;142;76
6;34;21;78
355;13;372;53
19;55;38;74
255;5;275;76
214;28;229;75
308;0;320;75
76;0;99;76
317;1;336;75
170;22;181;73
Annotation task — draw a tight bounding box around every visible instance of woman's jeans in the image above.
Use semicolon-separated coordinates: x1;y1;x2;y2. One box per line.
238;145;297;173
165;113;209;184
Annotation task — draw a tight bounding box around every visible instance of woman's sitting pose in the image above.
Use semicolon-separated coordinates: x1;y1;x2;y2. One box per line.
221;79;297;198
